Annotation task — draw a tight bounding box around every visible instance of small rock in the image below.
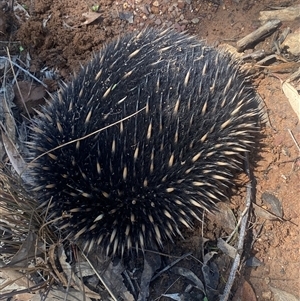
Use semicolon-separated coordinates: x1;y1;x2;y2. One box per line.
168;5;174;13
155;18;162;25
152;0;159;7
262;291;272;299
151;5;160;14
177;1;185;9
282;32;300;56
119;11;134;23
140;4;150;15
180;19;189;24
191;17;199;24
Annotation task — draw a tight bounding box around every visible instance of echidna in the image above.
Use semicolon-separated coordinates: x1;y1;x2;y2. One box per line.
28;28;261;257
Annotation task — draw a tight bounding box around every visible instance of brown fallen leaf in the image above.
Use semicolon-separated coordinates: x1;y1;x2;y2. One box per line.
232;279;257;301
13;81;46;114
81;12;102;25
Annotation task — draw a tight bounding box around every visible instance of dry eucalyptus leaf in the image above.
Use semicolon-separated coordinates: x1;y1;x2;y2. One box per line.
253;203;283;221
0;84;15;113
57;245;100;299
48;244;68;286
282;81;300;121
81;12;102;25
202;262;219;299
217;238;237;259
100;258;134;301
261;192;283;218
1;84;16;143
203;251;218;266
13;2;30;20
245;256;263;267
1;131;26;176
74;261;95;278
171;266;205;293
161;292;182;301
0;269;34;293
13;81;46;114
7;232;41;267
207;202;236;231
11;292;36;301
139;252;161;301
30;288;93;301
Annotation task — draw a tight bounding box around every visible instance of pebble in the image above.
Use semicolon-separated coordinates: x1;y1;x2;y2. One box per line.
282;32;300;56
262;291;272;299
191;17;199;23
119;11;134;23
155;18;162;25
177;1;185;9
180;19;189;24
151;5;160;14
140;4;150;15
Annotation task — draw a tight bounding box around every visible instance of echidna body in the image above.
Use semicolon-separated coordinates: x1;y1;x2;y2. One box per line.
29;28;260;256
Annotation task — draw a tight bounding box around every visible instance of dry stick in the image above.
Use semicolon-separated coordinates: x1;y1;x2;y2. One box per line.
0;121;26;177
0;281;49;299
151;252;192;282
219;153;253;301
20;106;147;181
236;19;281;52
27;106;146;168
80;251;119;301
288;129;300;153
0;56;48;88
158;276;182;301
286;67;300;83
6;48;32;120
219;189;251;301
225;207;245;244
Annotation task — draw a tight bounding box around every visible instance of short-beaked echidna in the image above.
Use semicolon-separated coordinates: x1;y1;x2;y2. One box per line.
28;28;261;257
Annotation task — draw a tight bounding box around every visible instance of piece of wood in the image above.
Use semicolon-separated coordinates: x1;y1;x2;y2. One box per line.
259;5;300;22
236;20;281;52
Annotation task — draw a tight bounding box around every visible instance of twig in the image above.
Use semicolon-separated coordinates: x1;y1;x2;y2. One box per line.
288;129;300;153
236;19;281;52
0;56;48;88
80;252;118;301
151;252;192;282
219;153;254;301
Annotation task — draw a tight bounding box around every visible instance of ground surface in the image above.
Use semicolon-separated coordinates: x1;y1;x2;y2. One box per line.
0;0;299;300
